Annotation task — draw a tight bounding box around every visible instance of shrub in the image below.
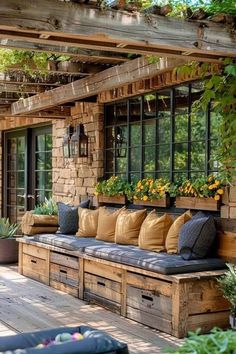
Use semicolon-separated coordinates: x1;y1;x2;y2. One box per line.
33;198;58;215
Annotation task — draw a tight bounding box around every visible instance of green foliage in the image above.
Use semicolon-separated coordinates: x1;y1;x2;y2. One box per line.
0;218;19;239
165;328;236;354
95;176;131;197
33;198;58;216
0;49;70;76
218;263;236;316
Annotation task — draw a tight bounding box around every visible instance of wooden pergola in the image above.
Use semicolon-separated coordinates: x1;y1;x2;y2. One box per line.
0;0;235;119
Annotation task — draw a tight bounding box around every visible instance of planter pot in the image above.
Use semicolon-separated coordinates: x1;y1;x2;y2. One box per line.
133;194;170;208
97;195;126;205
230;315;236;329
175;196;219;211
0;238;18;264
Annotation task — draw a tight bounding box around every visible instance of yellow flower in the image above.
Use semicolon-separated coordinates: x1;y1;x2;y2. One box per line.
208;176;213;182
217;189;224;195
151;189;156;193
133;195;138;200
137;181;142;187
94;191;99;196
140;185;144;190
214;195;220;201
215;180;220;186
143;195;148;201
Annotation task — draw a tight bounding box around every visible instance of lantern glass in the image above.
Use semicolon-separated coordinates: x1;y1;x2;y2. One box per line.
70;124;88;158
62;125;73;158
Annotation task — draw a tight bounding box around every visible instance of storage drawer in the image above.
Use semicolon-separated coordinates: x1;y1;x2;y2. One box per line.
50;280;78;297
50;252;79;270
22;254;48;284
23;243;48;260
126;272;172;334
50;263;79;297
84;273;121;314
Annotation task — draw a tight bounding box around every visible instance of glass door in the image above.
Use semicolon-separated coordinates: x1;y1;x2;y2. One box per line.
3;126;52;224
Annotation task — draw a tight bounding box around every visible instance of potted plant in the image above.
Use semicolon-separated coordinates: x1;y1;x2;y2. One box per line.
174;175;224;211
0;218;19;264
218;263;236;329
132;178;171;207
21;198;59;236
94;176;130;204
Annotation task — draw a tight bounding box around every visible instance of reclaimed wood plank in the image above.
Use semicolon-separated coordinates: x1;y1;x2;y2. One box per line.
22;243;48;260
84;273;121;304
84;259;123;283
172;282;189;338
126;272;172;297
84;292;121;315
50;263;79;287
187;311;229;332
50;280;78;297
50;252;79;269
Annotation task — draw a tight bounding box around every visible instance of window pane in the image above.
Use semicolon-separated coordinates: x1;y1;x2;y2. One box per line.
157;172;170;180
117;157;127;173
143;172;155;179
175;114;188;142
45;152;52;170
144;146;155;171
105;150;114;173
175;85;189;114
174;143;188;170
45;171;52;190
157;90;171;118
144;120;155;145
36;152;45;170
17;153;25;170
129;173;141;183
158;144;170;171
130;148;141;171
130;124;141;146
191;141;206;170
158;117;170;143
191;112;206;140
36;135;45;152
36;172;44;189
210;111;222;139
17;172;25;189
116;102;127;124
130;97;141;122
190;171;205;179
45;134;52;150
36;190;45;204
106;127;115;149
144;94;156;119
173;172;188;183
209;139;220;170
17;137;25;154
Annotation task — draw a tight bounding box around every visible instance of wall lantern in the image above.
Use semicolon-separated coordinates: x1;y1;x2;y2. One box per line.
62;125;74;158
116;126;127;158
70;123;89;158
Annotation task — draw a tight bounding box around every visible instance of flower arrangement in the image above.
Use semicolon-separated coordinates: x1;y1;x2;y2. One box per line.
132;178;170;202
95;176;130;197
174;175;224;201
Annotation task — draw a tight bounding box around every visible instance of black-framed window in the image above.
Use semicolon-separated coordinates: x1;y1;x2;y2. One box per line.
104;81;221;182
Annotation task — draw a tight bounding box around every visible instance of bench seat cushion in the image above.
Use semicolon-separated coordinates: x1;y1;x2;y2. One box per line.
33;234;104;252
83;243;225;275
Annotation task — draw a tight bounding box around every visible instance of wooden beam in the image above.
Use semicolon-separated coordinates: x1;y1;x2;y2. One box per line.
0;0;235;61
0;83;46;94
0;106;70;118
0;39;129;64
11;57;184;115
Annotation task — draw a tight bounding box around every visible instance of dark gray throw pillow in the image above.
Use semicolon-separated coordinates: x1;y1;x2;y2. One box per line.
58;200;90;234
178;215;216;260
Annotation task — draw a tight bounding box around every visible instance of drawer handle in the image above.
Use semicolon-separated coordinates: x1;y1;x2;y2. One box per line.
142;294;153;302
31;260;37;264
97;281;105;287
60;269;67;275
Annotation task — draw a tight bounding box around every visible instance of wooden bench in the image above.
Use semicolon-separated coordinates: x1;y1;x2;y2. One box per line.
17;232;236;338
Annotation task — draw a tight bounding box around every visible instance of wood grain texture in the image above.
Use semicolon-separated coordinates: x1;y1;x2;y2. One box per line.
84;273;121;304
50;252;79;269
175;196;219;211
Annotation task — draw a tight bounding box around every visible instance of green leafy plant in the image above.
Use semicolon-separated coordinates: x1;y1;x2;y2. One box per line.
132;178;171;202
218;263;236;316
0;218;19;239
172;175;224;200
95;176;131;198
165;328;236;354
33;198;58;216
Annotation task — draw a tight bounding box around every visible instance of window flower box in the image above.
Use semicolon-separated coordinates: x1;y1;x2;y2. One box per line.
97;194;126;205
133;194;170;208
175;196;220;211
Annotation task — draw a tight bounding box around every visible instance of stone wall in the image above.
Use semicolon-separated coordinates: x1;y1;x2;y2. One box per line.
52;101;104;205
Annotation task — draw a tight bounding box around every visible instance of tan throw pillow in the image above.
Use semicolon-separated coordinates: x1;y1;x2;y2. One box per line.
139;211;173;252
115;209;147;246
165;211;192;254
76;208;99;237
96;207;125;242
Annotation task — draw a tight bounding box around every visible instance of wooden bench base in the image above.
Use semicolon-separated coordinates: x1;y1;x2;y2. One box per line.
18;239;230;338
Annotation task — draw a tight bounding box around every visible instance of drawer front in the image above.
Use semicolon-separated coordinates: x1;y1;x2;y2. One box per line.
50;263;79;287
23;244;48;260
50;252;79;270
84;273;121;314
22;254;47;284
50;280;78;297
126;285;172;334
84;260;122;283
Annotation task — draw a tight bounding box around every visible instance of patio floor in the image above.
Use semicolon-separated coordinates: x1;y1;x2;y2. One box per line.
0;265;182;354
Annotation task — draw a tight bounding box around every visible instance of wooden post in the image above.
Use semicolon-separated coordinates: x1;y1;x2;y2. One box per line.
78;257;84;300
120;269;127;317
18;242;23;274
172;282;189;338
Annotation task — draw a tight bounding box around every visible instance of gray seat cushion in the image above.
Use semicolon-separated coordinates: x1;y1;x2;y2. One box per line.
33;234;104;252
83;243;225;275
